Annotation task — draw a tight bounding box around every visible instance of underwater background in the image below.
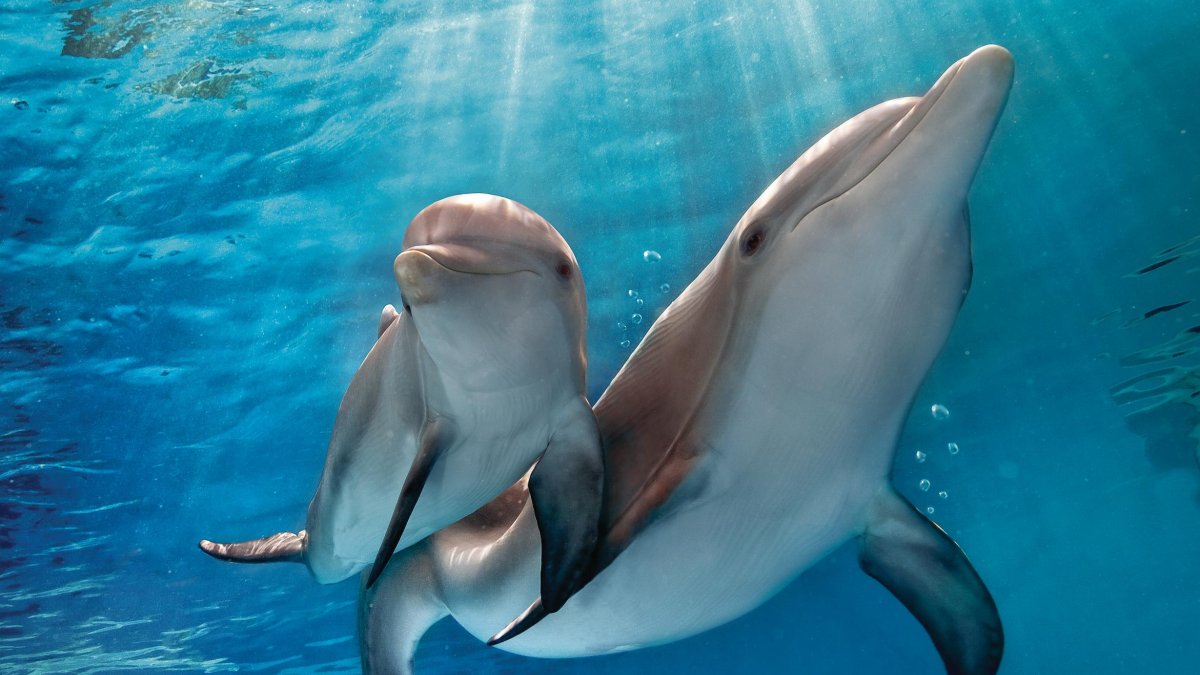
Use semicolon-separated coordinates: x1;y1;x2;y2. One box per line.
1;0;1198;672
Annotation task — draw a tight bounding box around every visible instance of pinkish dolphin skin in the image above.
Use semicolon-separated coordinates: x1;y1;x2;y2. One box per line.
362;46;1014;675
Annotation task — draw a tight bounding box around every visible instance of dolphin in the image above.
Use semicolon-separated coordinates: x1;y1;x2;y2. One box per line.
359;46;1013;675
199;194;602;612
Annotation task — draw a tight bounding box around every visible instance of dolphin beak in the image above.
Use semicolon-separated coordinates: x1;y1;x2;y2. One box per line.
394;244;535;305
880;45;1014;203
393;249;443;305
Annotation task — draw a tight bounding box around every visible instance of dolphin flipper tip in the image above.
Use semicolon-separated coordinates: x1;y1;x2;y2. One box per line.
487;597;547;647
198;530;307;564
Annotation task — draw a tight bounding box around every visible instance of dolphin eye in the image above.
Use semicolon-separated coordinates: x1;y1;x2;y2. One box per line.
555;261;573;280
741;229;767;257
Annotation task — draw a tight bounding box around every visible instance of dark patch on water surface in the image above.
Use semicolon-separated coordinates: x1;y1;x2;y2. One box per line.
137;57;267;106
0;338;65;369
2;306;28;330
0;603;38;620
60;1;273;108
1118;302;1194;327
1157;235;1200;258
1144;301;1191;319
5;473;47;495
0;306;55;331
1091;309;1120;326
1119;327;1200;367
0;429;38;452
1112;365;1200;474
61;2;153;60
1111;235;1200;479
1136;256;1180;274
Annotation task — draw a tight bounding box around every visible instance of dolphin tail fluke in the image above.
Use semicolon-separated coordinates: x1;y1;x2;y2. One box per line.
858;488;1003;675
359;546;447;675
198;530;307;564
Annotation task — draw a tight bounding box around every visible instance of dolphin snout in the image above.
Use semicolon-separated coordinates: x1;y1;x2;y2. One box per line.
394;249;442;305
962;45;1014;88
950;45;1014;112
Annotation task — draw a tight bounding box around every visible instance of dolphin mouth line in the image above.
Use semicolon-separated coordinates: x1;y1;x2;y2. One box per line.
404;248;540;278
787;57;967;233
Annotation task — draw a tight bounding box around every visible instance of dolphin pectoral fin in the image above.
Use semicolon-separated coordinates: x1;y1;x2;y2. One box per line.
378;304;400;338
487;597;547;646
489;402;603;646
365;418;448;589
528;401;604;613
198;530;307;564
858;488;1003;675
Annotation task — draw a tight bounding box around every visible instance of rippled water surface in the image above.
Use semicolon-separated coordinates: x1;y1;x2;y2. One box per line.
2;0;1198;672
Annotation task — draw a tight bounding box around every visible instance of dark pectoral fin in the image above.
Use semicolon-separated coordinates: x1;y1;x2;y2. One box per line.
487;597;547;647
530;402;604;612
489;401;603;646
199;530;307;564
365;418;447;589
858;488;1003;675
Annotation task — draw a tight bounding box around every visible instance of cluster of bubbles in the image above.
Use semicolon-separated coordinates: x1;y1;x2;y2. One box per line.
915;403;961;516
616;251;671;350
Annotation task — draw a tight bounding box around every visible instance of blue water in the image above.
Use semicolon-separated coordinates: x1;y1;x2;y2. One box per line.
2;0;1198;672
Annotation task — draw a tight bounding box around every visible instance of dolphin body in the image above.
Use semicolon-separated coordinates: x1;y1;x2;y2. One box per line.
360;46;1014;675
200;195;603;612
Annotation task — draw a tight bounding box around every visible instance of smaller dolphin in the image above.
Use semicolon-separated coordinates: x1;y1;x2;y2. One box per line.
200;194;602;613
360;46;1012;675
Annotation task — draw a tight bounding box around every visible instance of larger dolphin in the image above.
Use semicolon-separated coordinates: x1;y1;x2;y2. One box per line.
200;195;602;613
361;46;1014;675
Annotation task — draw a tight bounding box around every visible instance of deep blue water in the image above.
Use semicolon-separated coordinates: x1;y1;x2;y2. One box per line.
2;0;1199;672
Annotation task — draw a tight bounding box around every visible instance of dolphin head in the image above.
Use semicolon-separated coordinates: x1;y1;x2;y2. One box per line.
714;46;1013;426
727;44;1012;278
394;194;587;391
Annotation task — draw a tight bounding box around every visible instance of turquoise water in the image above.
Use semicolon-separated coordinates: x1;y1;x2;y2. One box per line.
2;0;1198;672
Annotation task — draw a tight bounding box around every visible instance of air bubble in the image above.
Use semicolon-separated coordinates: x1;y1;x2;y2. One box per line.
627;289;639;299
642;250;661;263
619;339;631;348
660;283;671;293
926;506;935;515
636;298;644;307
631;313;643;325
915;450;926;463
938;490;948;499
616;321;627;331
947;442;960;455
919;479;931;492
931;404;950;420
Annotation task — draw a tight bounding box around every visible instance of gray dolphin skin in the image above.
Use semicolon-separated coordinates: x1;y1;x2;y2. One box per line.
199;194;603;612
360;46;1013;675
